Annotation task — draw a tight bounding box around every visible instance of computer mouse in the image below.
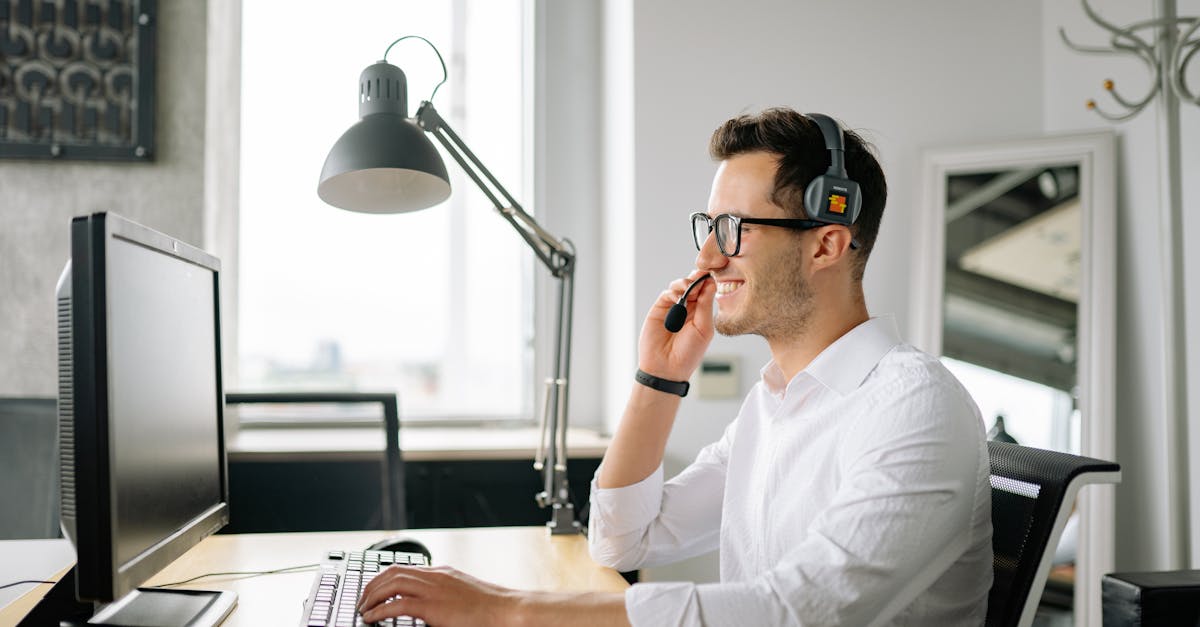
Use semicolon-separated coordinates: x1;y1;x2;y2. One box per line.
365;536;432;563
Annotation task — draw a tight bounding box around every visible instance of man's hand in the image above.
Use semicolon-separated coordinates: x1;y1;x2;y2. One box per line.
596;270;717;490
357;565;630;626
358;565;521;626
637;270;717;382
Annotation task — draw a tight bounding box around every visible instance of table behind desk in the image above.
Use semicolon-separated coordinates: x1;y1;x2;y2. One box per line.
2;527;628;627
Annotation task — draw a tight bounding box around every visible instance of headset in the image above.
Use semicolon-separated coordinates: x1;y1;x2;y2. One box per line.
802;113;862;227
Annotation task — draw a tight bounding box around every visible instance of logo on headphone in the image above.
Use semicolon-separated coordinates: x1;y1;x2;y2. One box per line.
828;193;847;214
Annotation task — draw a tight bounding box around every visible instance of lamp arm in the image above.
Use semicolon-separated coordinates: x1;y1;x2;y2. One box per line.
415;102;574;277
415;100;580;533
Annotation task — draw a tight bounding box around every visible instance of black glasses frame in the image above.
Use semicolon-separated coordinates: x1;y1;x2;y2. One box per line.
692;212;858;257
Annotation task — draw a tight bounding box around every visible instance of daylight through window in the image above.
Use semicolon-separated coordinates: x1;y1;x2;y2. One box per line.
238;1;530;422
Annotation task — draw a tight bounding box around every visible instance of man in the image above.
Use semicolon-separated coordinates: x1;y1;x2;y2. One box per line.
358;108;993;626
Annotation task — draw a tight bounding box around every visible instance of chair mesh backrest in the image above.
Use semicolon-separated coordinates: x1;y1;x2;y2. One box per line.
985;442;1120;627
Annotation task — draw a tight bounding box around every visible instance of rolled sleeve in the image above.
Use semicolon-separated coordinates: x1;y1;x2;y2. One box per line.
588;465;666;570
590;464;665;535
588;423;733;573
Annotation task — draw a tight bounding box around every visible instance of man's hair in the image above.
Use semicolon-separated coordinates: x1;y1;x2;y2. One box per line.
709;108;888;281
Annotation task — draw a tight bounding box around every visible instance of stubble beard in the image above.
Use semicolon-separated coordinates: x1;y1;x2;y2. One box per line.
714;252;814;340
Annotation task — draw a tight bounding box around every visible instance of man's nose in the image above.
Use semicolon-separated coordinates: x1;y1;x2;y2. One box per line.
695;229;727;271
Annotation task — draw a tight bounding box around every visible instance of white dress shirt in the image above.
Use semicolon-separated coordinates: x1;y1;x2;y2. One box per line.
588;317;993;626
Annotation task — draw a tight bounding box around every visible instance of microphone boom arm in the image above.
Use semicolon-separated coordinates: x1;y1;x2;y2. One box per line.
415;101;580;534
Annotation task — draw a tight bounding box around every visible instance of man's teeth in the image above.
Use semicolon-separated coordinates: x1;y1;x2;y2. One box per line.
717;282;742;295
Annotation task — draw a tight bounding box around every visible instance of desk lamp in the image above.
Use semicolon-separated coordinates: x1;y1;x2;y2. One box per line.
318;36;580;534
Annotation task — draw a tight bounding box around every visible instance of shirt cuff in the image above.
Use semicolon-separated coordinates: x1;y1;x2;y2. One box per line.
589;464;665;536
625;580;790;627
625;582;702;627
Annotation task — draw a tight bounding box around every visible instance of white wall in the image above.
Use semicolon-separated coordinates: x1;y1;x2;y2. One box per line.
602;0;1046;582
1043;0;1200;571
535;0;605;429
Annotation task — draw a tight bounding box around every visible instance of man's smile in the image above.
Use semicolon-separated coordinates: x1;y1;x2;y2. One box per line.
716;280;744;296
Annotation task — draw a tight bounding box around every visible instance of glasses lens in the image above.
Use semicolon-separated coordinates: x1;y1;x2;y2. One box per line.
692;214;711;251
715;215;738;256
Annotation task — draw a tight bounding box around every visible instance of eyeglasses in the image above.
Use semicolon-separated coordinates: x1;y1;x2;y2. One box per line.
691;212;858;257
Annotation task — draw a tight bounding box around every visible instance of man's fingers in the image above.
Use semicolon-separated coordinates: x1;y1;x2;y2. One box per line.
361;595;426;624
692;277;716;335
357;566;502;625
657;273;711;311
357;566;433;613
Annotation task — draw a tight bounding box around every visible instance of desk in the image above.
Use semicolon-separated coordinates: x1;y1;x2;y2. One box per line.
0;527;628;626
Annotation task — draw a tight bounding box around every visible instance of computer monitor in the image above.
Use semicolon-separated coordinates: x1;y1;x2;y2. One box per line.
27;212;235;625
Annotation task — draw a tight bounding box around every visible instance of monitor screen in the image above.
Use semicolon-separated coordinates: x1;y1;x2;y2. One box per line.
53;212;231;614
105;232;223;568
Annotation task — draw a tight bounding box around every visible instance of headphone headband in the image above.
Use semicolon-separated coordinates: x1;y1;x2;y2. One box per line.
806;113;848;179
802;112;861;229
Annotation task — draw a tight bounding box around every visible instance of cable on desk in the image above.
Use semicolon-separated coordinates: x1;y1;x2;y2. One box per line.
152;563;321;588
0;580;57;591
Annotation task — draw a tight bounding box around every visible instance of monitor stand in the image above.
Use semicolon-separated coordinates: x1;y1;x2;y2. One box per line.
19;567;237;627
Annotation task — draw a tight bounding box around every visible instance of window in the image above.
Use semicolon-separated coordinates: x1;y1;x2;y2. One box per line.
238;1;531;422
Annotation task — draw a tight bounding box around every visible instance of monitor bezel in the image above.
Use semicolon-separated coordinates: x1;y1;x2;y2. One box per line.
69;211;230;602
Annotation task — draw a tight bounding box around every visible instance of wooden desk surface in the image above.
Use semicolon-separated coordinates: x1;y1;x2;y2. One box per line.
1;527;628;626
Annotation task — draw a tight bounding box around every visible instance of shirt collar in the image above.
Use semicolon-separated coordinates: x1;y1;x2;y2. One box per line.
760;316;903;397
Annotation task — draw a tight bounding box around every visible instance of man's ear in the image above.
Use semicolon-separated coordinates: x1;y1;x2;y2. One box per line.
809;225;854;270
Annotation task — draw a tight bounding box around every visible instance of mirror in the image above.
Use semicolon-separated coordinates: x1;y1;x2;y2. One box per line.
913;132;1116;626
944;164;1081;452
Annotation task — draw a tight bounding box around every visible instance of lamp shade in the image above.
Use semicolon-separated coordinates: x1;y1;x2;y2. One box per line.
318;61;451;213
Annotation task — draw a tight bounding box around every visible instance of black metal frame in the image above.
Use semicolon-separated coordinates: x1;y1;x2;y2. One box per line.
225;392;405;530
690;212;825;257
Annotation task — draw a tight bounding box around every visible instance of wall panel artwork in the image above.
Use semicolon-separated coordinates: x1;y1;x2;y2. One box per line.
0;0;155;161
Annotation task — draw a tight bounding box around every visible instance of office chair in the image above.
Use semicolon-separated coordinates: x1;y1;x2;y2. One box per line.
225;392;405;529
986;441;1121;627
0;397;60;539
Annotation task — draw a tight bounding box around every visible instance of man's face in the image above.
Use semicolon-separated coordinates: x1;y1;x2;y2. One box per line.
698;152;815;340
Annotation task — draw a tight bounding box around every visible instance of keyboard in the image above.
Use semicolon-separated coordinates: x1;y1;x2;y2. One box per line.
300;549;430;627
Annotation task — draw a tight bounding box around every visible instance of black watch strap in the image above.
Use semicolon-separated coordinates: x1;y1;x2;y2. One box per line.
635;369;690;397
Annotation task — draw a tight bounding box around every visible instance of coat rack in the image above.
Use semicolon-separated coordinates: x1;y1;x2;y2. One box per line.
1060;0;1199;120
1060;0;1195;575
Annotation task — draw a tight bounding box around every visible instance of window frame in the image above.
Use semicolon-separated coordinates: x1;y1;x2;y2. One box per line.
217;0;578;432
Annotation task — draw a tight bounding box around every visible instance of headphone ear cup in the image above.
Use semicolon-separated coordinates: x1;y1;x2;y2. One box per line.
804;175;858;226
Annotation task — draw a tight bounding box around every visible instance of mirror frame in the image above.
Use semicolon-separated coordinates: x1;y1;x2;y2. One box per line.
912;131;1117;625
